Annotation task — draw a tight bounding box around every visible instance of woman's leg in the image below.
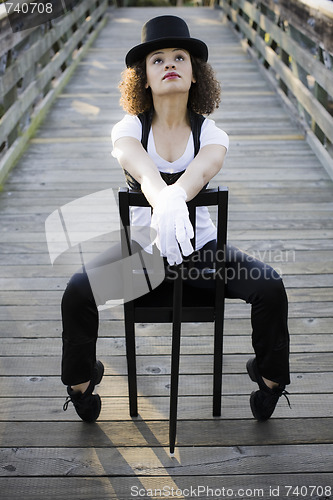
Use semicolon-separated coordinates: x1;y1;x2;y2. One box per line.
61;270;99;388
224;244;290;387
61;239;156;422
184;240;290;386
61;240;147;387
184;240;290;420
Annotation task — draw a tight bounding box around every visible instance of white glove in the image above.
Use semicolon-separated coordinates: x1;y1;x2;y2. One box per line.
151;185;194;265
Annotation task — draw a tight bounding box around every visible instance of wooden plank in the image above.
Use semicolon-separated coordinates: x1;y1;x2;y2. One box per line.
1;444;333;476
4;185;332;203
0;474;332;500
0;332;331;362
4;168;331;184
0;394;332;421
8;156;327;170
1;241;332;258
1;418;333;447
2;228;333;244
1;333;332;356
0;273;332;295
1;315;331;338
4;298;333;318
2;199;333;213
0;372;330;397
0;299;332;320
6;315;333;335
3;216;333;232
0;352;331;377
1;287;332;305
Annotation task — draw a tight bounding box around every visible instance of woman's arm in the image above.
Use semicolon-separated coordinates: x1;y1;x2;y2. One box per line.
113;136;166;207
175;144;227;201
114;134;226;205
114;135;192;264
114;137;226;264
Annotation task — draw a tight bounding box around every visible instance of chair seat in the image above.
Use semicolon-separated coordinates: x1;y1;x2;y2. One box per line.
133;280;216;323
134;306;216;323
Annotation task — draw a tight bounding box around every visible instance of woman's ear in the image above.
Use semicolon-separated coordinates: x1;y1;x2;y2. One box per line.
145;82;149;89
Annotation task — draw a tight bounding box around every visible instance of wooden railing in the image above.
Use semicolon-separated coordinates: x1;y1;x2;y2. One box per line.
219;0;333;178
0;0;109;185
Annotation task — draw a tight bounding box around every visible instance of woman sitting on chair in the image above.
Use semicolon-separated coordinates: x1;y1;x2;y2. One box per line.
61;15;290;423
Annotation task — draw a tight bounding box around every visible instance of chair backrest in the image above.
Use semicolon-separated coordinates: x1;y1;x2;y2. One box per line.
118;186;228;311
119;186;228;243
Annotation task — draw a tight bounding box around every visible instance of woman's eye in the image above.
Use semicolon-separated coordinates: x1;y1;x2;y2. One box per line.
153;58;163;64
176;55;184;61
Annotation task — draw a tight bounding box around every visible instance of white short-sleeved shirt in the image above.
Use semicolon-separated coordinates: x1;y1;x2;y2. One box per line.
111;114;229;252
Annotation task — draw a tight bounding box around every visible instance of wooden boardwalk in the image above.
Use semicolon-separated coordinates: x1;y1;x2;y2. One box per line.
0;6;333;499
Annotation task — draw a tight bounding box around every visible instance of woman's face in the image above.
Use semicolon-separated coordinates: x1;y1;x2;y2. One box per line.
145;47;196;97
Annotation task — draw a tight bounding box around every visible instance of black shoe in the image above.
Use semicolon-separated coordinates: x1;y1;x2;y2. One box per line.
246;357;290;421
63;360;104;422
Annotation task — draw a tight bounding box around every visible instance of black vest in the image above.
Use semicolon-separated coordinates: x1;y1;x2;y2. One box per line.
123;109;205;191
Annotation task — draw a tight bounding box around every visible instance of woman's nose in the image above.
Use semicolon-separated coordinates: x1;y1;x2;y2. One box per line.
165;62;175;69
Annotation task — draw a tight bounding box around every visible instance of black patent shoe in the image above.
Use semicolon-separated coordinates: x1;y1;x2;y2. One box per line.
63;360;104;422
246;357;290;421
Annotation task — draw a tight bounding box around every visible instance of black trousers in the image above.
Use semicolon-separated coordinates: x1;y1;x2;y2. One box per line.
61;240;290;387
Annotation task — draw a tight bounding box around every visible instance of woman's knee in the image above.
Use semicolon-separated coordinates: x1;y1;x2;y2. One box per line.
61;272;98;346
253;266;288;306
61;272;94;312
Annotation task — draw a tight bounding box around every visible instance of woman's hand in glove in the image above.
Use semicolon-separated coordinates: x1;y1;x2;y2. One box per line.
151;185;194;265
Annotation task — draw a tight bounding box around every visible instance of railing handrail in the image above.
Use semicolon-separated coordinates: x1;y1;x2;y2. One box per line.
295;0;333;20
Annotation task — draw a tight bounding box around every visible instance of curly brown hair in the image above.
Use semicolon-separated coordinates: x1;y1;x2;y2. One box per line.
118;56;221;116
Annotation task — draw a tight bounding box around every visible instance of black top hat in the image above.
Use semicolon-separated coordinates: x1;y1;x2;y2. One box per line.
125;15;208;67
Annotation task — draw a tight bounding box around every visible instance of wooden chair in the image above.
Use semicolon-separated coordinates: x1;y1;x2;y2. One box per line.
118;186;228;453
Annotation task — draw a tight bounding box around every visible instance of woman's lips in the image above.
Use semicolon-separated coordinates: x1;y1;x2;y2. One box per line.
163;72;180;80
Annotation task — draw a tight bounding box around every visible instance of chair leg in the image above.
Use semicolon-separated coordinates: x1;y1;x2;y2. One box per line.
213;304;224;417
125;312;138;417
169;266;183;454
213;290;224;417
